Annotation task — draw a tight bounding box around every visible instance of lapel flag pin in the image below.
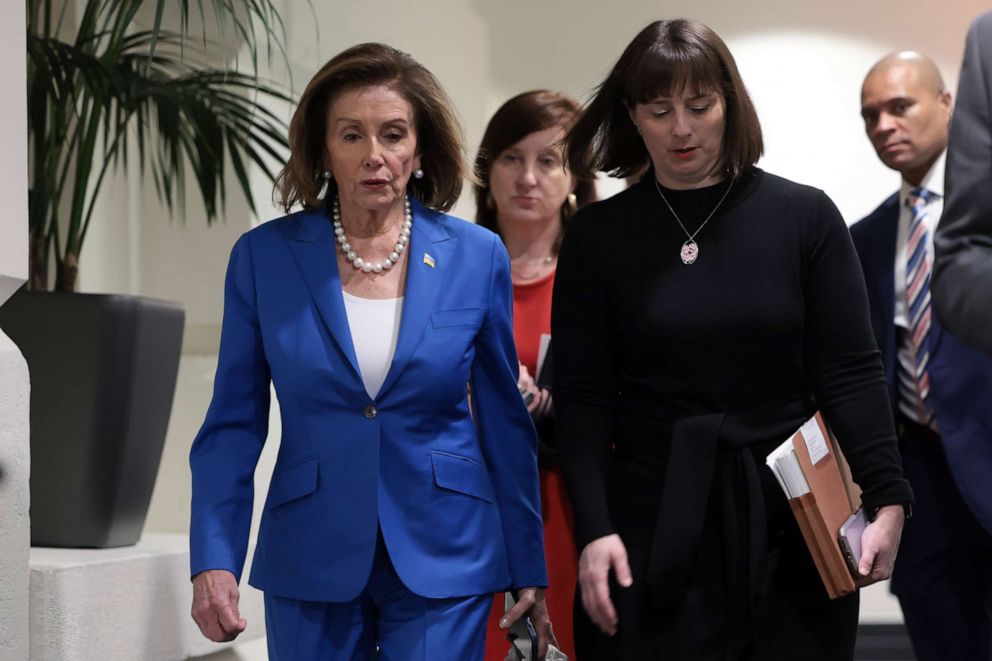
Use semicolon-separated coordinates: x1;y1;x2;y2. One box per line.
423;253;436;268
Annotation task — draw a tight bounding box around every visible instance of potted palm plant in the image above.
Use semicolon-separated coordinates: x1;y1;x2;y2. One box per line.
0;0;293;547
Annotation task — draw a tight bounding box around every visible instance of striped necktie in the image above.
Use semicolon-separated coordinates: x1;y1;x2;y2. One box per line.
904;187;938;431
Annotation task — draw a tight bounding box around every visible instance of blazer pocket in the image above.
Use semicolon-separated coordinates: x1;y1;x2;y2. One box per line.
431;308;484;329
431;450;495;503
268;455;318;507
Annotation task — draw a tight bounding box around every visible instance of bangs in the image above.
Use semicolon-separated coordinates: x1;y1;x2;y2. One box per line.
483;92;578;162
496;108;560;155
623;41;724;104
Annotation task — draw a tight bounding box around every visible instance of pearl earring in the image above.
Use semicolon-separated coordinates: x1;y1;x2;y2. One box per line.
413;168;424;180
317;170;333;201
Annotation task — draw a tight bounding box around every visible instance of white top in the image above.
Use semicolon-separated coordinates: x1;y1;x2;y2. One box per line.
342;291;404;399
894;151;944;423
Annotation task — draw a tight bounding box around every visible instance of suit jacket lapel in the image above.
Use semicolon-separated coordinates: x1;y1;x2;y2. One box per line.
287;207;362;379
859;197;900;396
377;200;456;399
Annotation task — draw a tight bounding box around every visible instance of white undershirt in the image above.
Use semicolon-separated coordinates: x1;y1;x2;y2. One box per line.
342;291;404;399
894;151;944;423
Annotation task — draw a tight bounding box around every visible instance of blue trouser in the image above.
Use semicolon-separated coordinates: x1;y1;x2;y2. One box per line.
264;533;492;660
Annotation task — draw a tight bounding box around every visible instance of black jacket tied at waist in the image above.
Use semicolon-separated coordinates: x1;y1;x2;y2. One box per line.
645;396;814;651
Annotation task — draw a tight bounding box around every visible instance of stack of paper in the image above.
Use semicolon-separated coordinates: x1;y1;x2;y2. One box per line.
766;441;811;499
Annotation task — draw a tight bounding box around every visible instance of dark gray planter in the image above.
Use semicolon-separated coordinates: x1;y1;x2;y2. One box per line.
0;290;184;548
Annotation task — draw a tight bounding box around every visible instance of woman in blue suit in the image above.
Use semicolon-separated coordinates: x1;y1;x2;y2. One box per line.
189;43;553;660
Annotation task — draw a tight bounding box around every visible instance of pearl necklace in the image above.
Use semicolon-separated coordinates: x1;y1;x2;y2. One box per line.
332;196;412;273
654;178;733;265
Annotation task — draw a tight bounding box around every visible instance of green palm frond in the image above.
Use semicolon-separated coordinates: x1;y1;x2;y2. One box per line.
26;0;297;291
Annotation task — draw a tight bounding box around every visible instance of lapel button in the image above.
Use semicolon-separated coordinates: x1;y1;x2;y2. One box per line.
364;405;378;419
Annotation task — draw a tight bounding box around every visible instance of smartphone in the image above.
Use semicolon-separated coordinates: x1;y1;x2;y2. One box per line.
504;589;537;656
508;617;569;660
838;508;867;574
504;592;570;660
518;614;539;657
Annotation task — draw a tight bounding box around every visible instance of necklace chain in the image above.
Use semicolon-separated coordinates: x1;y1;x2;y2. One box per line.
654;178;733;265
332;196;412;274
511;254;554;281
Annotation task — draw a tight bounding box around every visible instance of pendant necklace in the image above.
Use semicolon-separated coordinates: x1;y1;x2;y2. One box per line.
511;255;554;281
654;178;733;265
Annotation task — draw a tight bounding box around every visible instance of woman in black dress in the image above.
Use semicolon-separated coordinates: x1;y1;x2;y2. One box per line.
553;19;912;660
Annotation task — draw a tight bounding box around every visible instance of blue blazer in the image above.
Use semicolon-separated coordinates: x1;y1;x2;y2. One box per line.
189;199;548;602
851;194;992;534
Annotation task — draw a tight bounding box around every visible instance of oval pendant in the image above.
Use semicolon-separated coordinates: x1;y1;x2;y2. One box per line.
680;240;699;265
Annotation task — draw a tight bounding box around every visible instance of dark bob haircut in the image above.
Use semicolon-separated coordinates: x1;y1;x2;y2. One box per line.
474;90;596;252
567;19;763;181
276;43;468;212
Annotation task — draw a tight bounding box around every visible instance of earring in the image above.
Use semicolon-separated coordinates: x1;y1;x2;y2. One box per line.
413;168;424;180
317;170;332;200
566;192;578;215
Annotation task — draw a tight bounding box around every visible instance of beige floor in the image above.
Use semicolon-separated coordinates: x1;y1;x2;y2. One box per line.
200;638;268;661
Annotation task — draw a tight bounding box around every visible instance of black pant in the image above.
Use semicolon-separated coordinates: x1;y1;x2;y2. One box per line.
892;418;992;661
573;481;859;661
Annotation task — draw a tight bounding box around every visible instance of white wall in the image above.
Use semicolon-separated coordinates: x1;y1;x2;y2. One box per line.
0;0;30;658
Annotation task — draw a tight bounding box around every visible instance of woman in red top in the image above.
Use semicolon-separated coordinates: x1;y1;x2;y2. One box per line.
475;90;596;660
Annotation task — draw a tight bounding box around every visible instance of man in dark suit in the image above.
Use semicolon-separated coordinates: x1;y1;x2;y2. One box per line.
934;10;992;356
852;51;992;661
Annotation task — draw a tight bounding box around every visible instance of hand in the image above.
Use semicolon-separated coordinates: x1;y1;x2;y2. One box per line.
518;365;552;420
855;505;905;587
500;587;558;660
578;534;632;636
191;569;246;642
